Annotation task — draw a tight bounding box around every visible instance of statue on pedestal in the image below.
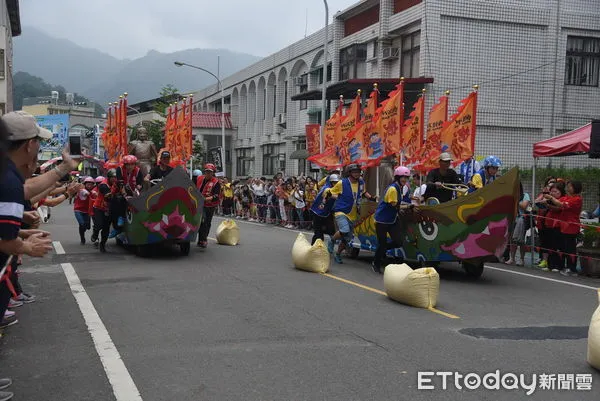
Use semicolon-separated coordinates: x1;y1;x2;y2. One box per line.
128;126;157;176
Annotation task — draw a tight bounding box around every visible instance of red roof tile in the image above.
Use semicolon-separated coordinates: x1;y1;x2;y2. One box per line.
192;112;233;129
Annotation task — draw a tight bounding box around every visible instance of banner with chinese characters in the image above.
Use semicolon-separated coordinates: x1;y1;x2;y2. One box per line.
401;95;425;164
164;96;194;166
414;94;449;172
371;79;404;165
440;90;478;166
305;124;321;157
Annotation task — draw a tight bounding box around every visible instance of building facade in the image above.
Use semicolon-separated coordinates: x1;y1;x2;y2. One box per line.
0;0;20;114
191;0;600;178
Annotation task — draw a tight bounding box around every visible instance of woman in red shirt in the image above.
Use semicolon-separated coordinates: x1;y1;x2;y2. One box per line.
545;180;583;276
542;183;566;271
74;177;96;245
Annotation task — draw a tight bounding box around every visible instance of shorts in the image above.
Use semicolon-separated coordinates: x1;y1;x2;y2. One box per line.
335;214;354;244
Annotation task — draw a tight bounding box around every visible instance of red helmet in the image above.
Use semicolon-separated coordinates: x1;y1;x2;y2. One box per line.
204;163;216;172
95;176;105;183
122;155;138;164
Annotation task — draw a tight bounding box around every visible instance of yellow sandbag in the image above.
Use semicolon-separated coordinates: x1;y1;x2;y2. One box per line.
383;264;440;309
291;233;330;273
216;219;240;245
587;290;600;370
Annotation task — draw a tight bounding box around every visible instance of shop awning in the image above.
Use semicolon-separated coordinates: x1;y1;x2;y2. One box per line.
533;123;592;158
291;77;434;101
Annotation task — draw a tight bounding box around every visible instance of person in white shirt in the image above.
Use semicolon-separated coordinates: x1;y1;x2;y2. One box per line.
251;177;267;222
411;174;428;205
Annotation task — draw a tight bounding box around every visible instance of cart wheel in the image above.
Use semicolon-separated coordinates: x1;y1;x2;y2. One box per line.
348;247;360;259
462;262;484;278
180;242;191;256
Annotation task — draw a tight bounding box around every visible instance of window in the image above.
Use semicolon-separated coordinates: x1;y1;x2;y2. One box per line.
263;88;267;120
0;49;4;79
298;74;308;110
565;36;600;86
262;144;279;176
272;85;277;117
284;81;288;113
236;148;254;177
339;43;368;80
315;63;333;85
401;31;420;78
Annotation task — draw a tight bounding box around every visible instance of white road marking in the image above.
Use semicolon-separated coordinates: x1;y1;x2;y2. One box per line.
52;241;65;255
484;265;599;291
59;246;143;401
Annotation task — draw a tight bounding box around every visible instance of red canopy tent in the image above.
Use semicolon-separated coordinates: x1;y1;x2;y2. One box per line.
533;123;591;158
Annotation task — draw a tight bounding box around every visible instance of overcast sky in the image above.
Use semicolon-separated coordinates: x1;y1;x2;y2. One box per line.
21;0;356;59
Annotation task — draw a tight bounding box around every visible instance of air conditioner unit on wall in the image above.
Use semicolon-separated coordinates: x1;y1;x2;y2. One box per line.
278;113;286;124
381;47;400;61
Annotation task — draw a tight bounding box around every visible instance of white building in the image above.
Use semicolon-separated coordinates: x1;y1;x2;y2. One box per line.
191;0;600;178
0;0;20;114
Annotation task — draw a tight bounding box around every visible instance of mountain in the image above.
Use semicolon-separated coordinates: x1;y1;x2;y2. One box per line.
13;27;262;105
12;71;102;114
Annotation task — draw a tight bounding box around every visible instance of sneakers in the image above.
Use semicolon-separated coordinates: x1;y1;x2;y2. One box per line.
0;315;18;329
4;310;15;319
108;229;119;239
7;299;23;308
537;260;548;269
334;253;343;264
197;241;207;248
15;293;36;304
505;259;515;265
559;269;571;276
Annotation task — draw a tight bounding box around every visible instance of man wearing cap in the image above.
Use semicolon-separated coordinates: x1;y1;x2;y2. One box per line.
0;112;78;332
146;150;174;181
196;164;221;248
424;152;462;203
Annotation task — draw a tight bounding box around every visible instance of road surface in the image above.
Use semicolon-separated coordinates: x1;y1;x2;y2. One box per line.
1;203;599;400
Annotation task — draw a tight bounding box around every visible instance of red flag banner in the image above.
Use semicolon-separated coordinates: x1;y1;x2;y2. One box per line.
414;94;449;172
440;90;478;166
305;124;321;157
401;95;425;164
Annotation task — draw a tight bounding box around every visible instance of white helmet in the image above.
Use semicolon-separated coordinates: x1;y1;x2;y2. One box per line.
329;174;340;182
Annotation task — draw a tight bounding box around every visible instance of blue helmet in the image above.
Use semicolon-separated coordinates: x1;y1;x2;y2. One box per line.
193;169;202;176
483;156;502;168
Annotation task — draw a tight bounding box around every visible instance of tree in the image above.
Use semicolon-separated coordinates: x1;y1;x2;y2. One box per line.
153;84;180;117
192;141;205;168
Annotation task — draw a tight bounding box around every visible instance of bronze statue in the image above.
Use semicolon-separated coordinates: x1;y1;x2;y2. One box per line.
128;126;157;175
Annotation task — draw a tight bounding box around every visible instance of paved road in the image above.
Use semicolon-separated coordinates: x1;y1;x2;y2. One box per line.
2;203;600;400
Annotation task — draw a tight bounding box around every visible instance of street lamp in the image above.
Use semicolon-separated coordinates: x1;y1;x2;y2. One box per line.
174;60;226;177
127;106;143;127
320;0;329;153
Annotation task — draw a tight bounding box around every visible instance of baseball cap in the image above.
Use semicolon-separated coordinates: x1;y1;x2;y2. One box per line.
161;150;171;158
439;152;453;162
3;111;53;141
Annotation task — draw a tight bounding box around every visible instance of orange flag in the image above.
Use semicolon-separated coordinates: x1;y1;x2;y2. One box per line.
335;93;362;166
414;94;449;172
440;90;478;166
323;97;344;153
349;87;378;164
401;95;425;164
371;79;404;165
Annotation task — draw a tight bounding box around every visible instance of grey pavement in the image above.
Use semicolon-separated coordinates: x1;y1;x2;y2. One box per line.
1;203;599;400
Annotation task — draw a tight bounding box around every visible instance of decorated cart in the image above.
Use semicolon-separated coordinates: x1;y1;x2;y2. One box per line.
349;167;521;277
116;167;203;256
